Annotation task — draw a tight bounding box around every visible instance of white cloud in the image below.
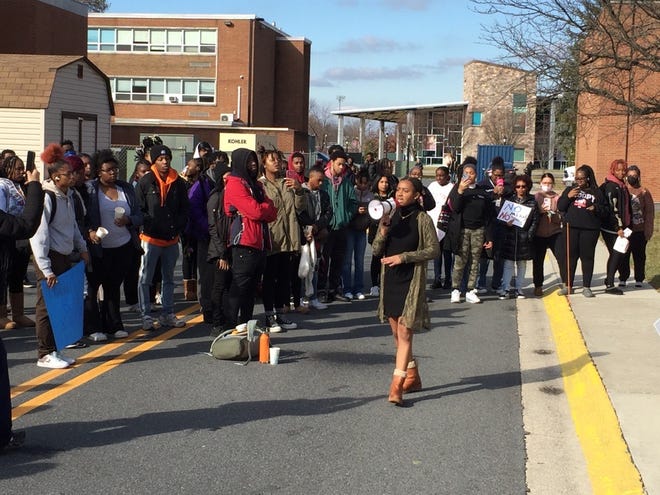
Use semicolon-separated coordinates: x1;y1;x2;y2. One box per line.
380;0;430;11
322;66;424;81
337;36;418;53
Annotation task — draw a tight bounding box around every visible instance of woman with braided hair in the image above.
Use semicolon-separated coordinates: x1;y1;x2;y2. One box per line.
0;154;36;328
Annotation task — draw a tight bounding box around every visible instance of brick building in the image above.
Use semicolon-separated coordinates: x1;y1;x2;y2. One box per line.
0;0;113;172
87;13;311;167
575;4;659;198
334;60;539;174
463;61;537;165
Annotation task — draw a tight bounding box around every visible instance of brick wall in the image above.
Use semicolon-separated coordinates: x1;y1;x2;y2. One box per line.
462;61;537;165
0;0;87;56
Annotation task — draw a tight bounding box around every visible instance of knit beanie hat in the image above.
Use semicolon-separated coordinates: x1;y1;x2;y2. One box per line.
150;144;172;162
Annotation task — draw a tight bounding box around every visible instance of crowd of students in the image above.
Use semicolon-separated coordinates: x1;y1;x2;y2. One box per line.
0;141;655;425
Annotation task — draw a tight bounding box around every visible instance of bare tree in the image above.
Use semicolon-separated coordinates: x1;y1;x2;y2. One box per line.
470;0;660;117
481;107;524;146
75;0;110;12
308;99;337;152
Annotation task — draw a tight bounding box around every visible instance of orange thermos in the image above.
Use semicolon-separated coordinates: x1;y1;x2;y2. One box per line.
259;332;270;363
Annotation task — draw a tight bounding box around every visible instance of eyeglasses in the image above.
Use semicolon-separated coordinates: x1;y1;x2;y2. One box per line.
575;177;587;182
515;185;528;189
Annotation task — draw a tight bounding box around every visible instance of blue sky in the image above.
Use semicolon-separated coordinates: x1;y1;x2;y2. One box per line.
103;0;504;111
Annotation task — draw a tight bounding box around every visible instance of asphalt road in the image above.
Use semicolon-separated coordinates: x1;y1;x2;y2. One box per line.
2;264;526;494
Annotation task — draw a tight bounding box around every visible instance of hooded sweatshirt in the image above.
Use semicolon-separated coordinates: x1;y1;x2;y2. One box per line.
223;148;277;250
30;180;87;278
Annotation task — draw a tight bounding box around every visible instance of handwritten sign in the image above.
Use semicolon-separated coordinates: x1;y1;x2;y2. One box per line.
497;200;532;228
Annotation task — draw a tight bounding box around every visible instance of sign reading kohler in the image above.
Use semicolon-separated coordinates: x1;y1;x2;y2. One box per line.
219;133;278;153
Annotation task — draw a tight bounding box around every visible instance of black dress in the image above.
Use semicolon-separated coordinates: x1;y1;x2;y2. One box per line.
382;205;420;317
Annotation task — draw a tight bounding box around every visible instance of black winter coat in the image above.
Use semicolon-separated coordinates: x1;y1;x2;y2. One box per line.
498;194;539;261
135;171;189;242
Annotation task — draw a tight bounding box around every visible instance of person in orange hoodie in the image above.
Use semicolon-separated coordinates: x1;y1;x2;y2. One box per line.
135;145;190;330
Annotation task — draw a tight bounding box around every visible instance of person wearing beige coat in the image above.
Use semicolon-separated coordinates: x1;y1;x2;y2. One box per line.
259;150;307;331
372;177;439;406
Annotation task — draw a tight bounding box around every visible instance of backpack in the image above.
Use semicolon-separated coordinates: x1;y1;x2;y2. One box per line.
209;319;264;364
44;190;57;224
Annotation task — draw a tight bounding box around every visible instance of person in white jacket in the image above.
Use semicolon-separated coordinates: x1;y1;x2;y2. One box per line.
426;165;454;289
29;144;89;369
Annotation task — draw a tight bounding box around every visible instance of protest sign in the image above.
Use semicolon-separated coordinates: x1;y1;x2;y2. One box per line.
41;261;85;350
497;200;532;228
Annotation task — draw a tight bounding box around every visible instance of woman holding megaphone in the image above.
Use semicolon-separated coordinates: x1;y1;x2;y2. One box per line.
372;177;440;406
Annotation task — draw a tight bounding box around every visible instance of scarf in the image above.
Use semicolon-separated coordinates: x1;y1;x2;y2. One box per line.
325;167;343;191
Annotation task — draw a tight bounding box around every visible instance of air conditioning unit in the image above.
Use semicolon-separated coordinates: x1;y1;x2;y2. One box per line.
219;113;234;125
165;94;181;104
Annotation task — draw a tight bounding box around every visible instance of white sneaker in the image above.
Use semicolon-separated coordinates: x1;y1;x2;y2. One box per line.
369;286;380;297
56;352;75;365
142;315;155;331
113;330;129;338
309;298;328;310
465;289;481;304
158;313;186;328
89;332;108;342
344;292;354;300
37;351;70;369
516;291;526;299
355;292;365;300
450;289;461;303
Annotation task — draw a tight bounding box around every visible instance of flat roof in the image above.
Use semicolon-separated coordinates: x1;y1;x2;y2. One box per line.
331;101;468;122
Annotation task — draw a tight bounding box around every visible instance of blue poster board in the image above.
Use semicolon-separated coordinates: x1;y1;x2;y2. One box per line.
41;261;85;350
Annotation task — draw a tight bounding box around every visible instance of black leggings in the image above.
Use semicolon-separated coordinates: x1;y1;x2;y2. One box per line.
532;233;561;288
562;227;599;288
602;231;627;287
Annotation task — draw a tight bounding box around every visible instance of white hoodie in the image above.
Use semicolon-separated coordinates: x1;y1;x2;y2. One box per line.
29;180;87;278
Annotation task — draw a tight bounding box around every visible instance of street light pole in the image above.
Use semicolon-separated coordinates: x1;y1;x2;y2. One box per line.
406;132;412;175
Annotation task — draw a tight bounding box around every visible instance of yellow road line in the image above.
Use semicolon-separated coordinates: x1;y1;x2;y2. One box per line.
12;312;203;420
10;304;200;410
543;290;644;494
10;332;144;399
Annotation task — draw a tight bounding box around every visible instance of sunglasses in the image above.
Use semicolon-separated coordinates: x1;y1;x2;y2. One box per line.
515;185;528;189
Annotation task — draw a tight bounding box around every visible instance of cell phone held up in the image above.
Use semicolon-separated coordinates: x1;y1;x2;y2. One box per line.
25;151;35;172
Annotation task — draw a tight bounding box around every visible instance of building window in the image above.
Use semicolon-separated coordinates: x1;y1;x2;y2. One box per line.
471;111;482;126
513;148;525;162
512;93;527;134
88;28;217;54
110;77;215;104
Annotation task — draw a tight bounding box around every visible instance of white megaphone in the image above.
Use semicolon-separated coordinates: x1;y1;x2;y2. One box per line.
368;198;397;220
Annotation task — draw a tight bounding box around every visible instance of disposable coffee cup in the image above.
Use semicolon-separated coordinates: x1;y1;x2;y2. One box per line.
269;346;281;365
95;227;109;239
114;206;125;219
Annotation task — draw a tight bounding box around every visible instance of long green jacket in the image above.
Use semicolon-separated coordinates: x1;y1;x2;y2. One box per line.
260;177;307;254
373;210;440;331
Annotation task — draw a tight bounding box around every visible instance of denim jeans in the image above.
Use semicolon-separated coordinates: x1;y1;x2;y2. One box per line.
502;259;527;292
342;229;367;294
138;241;180;316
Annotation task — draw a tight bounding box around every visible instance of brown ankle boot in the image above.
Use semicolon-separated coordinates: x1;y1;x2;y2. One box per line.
183;279;197;301
0;305;16;330
9;292;35;328
388;369;407;406
403;359;422;393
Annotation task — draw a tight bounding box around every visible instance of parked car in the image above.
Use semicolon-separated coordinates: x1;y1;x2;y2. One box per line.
562;166;576;187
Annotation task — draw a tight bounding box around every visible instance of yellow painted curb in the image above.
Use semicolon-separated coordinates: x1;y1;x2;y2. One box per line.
543;290;644;495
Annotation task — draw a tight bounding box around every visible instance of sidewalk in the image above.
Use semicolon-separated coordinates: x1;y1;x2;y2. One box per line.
547;237;660;493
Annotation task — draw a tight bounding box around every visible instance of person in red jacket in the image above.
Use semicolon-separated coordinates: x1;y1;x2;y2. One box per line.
223;148;277;329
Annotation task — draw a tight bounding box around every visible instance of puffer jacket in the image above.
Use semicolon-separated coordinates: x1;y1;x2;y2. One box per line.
498;194;539;261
